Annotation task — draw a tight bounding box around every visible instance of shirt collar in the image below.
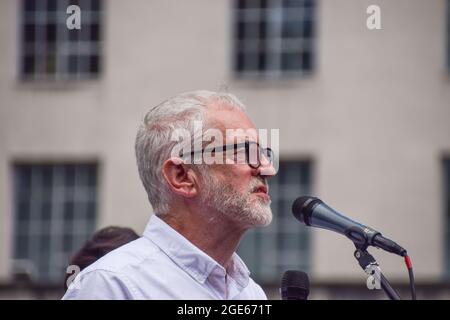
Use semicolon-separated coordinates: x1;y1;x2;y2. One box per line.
143;214;250;288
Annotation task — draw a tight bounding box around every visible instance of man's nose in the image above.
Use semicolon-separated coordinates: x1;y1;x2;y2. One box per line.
257;161;276;177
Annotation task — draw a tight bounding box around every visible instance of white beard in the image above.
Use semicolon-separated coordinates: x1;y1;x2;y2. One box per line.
200;170;273;227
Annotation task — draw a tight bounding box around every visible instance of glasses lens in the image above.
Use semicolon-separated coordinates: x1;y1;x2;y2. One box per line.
247;142;260;168
233;144;247;164
260;147;273;166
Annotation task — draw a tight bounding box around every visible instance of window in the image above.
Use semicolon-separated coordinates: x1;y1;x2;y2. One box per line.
20;0;102;80
13;163;98;284
444;159;450;276
233;0;316;78
238;161;312;284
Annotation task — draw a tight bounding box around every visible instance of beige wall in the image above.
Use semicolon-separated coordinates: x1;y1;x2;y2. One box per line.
233;0;450;279
1;0;449;284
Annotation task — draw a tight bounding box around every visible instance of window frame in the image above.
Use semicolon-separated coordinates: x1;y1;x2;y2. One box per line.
232;0;316;79
18;0;103;81
12;162;99;284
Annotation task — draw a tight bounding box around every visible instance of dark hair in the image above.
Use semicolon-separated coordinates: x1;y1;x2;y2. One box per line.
64;226;139;290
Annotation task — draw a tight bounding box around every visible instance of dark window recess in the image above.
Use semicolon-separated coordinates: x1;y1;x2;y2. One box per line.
234;0;316;77
20;0;103;80
13;163;98;284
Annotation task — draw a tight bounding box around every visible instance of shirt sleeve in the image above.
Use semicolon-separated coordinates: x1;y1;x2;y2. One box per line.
62;269;141;300
229;276;269;300
254;283;268;300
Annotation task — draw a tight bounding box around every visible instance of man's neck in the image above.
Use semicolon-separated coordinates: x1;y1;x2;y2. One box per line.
161;208;247;268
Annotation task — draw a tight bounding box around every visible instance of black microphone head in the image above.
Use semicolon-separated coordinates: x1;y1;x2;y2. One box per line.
291;197;407;257
291;196;322;226
281;270;310;300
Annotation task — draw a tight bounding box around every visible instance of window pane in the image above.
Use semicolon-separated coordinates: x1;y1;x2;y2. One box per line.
20;0;103;79
23;0;36;12
301;50;312;71
281;52;302;71
68;55;78;74
45;23;57;43
13;164;98;284
46;0;57;12
91;0;100;12
23;24;35;43
22;55;35;76
282;21;302;38
90;24;100;41
234;0;315;76
302;19;314;38
283;0;303;8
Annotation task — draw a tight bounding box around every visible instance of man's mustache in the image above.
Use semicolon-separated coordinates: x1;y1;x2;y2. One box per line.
249;177;268;192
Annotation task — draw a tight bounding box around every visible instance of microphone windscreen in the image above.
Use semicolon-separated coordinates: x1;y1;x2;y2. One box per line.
291;196;320;224
281;270;310;300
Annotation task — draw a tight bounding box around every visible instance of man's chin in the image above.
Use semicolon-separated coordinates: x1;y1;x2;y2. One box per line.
250;193;271;207
246;207;273;227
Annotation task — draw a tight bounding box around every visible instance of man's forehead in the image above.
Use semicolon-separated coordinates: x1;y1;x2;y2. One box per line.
206;105;258;143
225;128;259;144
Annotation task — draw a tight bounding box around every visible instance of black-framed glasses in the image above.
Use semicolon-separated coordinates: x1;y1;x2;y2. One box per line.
179;141;274;169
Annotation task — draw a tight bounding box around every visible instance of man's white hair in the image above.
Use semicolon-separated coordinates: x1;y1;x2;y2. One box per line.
135;90;246;215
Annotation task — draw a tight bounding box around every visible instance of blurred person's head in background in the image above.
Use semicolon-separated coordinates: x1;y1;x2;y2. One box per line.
64;226;139;290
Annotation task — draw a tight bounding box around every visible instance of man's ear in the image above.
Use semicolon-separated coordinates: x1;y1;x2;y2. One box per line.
161;158;198;198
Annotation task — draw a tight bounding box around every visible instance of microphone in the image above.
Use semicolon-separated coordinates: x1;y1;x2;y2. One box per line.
281;270;310;300
292;196;407;257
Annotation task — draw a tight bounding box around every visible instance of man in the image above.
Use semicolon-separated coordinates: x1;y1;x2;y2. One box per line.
63;90;276;299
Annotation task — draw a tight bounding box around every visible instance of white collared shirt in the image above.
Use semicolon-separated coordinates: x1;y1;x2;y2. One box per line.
62;215;267;300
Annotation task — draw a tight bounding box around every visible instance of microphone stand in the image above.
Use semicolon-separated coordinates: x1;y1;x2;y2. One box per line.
353;244;401;300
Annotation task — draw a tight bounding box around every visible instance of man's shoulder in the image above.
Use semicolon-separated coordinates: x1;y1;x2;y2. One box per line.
244;277;268;300
63;237;165;299
78;236;163;278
